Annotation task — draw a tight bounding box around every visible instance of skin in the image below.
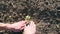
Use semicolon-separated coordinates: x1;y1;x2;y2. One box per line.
0;21;27;32
0;21;36;34
23;21;36;34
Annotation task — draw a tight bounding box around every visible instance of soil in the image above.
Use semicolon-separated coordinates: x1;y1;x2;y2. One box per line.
0;0;60;34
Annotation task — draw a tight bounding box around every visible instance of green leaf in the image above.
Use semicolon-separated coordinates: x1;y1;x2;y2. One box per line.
56;24;60;28
25;15;30;20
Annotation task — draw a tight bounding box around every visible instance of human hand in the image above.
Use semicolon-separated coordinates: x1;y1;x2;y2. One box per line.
0;20;27;32
23;21;36;34
5;20;27;32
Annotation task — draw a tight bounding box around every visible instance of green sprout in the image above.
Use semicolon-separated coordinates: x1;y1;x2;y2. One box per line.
25;15;30;20
56;24;60;28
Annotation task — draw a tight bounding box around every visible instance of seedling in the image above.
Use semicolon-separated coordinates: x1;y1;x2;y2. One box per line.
56;24;60;28
25;15;31;20
25;15;31;26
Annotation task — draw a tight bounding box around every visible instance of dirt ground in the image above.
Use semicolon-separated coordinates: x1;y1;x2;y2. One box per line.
0;0;60;34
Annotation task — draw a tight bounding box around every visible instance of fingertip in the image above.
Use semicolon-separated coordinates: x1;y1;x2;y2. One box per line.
30;21;35;24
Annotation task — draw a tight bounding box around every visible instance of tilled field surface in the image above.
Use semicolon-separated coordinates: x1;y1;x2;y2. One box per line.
0;0;60;34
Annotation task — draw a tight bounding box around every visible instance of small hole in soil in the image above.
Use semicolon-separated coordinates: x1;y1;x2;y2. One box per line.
45;2;48;5
0;20;2;22
44;0;46;1
57;6;60;10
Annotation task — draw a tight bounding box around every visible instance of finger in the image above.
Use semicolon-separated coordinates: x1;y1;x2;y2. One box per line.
20;23;26;30
29;21;36;29
20;26;24;30
29;21;35;26
24;24;30;30
29;21;36;31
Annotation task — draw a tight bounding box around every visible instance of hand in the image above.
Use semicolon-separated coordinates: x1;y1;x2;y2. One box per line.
0;21;27;32
23;21;36;34
5;20;27;32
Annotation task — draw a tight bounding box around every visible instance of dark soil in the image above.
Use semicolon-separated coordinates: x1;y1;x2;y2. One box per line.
0;0;60;34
